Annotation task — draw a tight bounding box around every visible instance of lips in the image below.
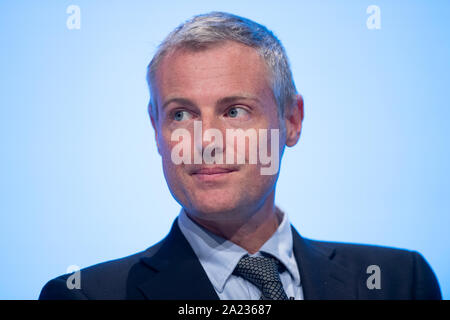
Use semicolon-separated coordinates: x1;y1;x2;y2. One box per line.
192;167;236;175
190;166;237;181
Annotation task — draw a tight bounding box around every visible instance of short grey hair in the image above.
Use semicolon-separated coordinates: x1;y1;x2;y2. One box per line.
146;11;297;122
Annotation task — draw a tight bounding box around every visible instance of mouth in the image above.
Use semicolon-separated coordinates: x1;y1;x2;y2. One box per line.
190;166;238;182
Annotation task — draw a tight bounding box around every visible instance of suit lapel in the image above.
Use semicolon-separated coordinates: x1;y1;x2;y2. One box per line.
291;226;359;299
131;218;219;300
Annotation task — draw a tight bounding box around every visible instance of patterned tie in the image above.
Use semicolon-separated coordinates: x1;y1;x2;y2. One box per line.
233;255;289;300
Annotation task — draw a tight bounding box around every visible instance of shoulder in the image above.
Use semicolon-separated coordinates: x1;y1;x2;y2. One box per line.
306;238;415;264
304;238;442;299
39;241;164;300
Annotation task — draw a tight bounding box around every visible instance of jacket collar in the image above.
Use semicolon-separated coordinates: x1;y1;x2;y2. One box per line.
131;218;358;300
136;218;220;300
291;225;359;299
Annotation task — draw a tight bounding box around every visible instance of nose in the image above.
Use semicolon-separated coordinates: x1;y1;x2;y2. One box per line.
194;112;226;163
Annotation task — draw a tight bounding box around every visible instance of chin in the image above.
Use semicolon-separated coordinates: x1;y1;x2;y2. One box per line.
193;197;236;215
186;193;243;221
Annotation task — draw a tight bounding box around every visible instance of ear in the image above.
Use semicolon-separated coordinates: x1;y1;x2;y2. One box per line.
284;94;304;147
149;104;161;155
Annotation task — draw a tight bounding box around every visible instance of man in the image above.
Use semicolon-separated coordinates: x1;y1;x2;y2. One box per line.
39;12;441;300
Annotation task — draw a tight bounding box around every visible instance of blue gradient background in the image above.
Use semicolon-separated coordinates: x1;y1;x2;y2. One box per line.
1;0;449;299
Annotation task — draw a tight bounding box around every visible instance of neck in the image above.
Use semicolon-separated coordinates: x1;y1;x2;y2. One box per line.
186;192;281;254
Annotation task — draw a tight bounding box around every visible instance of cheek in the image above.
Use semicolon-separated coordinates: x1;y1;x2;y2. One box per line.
160;127;196;162
159;130;191;182
159;129;174;153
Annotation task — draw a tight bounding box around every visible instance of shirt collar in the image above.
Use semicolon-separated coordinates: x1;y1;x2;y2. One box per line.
177;207;301;293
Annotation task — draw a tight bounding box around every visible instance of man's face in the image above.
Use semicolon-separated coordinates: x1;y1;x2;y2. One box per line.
151;41;286;221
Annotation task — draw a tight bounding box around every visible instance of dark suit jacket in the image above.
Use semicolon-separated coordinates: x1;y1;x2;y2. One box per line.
39;218;441;300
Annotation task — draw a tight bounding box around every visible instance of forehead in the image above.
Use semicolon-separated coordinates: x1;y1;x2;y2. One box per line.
154;41;273;103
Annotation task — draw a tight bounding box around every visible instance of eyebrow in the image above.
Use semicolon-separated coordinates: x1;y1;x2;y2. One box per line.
161;94;261;110
162;97;194;110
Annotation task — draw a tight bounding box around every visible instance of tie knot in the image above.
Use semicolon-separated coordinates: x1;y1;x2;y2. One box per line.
233;255;288;300
234;255;280;285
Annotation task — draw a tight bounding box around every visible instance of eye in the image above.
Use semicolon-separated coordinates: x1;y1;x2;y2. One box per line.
173;110;192;121
226;106;249;118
